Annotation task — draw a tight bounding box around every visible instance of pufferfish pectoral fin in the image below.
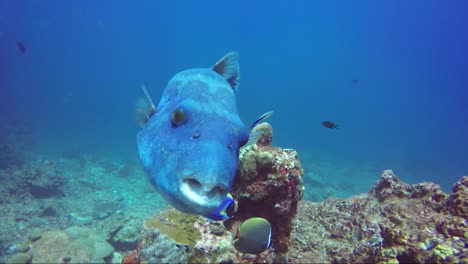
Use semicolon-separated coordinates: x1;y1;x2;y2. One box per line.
242;111;274;147
249;111;274;130
212;52;240;90
134;83;156;128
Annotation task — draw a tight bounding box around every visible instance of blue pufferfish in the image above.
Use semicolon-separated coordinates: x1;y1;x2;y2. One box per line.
135;52;271;216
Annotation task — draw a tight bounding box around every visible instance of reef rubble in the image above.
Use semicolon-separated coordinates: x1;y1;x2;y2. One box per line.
129;172;468;264
289;170;468;263
128;171;467;263
0;152;162;264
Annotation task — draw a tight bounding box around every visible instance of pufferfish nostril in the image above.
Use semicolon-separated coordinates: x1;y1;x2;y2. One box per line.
185;178;202;193
192;132;200;139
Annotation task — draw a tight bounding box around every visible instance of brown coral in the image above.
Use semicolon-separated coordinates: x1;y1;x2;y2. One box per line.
143;208;200;246
446;176;468;219
289;170;468;263
229;122;304;262
252;122;273;146
121;248;140;264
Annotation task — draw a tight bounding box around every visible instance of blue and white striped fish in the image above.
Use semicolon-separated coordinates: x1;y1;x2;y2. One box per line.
135;52;271;215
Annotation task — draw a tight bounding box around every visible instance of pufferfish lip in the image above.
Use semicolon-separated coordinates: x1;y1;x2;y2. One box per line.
180;177;225;210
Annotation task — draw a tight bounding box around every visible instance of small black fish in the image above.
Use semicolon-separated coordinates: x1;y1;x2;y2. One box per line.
17;41;26;53
322;121;339;129
351;79;359;84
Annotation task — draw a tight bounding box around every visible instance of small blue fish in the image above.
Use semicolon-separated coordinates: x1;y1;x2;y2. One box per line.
16;41;26;54
204;193;236;221
136;52;271;215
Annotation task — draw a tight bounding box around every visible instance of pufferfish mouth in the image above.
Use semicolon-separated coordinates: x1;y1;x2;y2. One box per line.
180;178;226;210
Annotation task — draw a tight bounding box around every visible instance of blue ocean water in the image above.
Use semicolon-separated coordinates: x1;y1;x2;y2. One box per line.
1;0;467;194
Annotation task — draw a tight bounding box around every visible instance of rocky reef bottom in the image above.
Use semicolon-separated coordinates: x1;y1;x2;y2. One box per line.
119;170;467;264
1;122;466;263
289;170;468;263
3;169;467;263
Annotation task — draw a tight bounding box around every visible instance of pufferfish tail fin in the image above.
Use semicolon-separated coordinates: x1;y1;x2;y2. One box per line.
134;83;156;128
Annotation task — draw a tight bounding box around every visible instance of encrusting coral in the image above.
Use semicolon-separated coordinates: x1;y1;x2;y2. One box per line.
127;122;305;263
120;123;466;263
143;208;200;246
288;170;468;263
6;227;115;264
229;122;304;262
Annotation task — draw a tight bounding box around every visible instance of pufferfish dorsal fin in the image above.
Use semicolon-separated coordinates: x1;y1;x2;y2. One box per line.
212;52;240;90
134;84;156;128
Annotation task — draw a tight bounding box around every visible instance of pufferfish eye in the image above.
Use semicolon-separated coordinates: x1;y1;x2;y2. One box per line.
171;108;186;127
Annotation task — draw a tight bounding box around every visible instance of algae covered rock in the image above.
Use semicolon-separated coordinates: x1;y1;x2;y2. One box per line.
231;122;304;262
137;209;199;263
288;171;468;263
6;252;31;264
28;160;65;198
28;227;114;263
28;230;42;242
16;241;30;253
238;146;259;181
65;226;114;262
446;176;468;218
138;229;190;264
92;200;122;220
252;122;273;146
29;230;71;263
130;208;238;264
107;221;141;252
143;208;200;246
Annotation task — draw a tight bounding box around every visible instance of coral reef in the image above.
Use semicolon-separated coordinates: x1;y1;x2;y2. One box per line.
143;208;200;246
92;200;124;220
125;122;304;263
229;122;304;262
126;209;224;263
136;229;189;264
1;120;466;263
106;218;141;253
0;158;69;257
0;152;162;262
28;159;66;198
129;209;238;263
193;218;235;257
446;176;468;219
126;209;240;264
4;227;115;264
288;170;468;263
0;158;65;200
